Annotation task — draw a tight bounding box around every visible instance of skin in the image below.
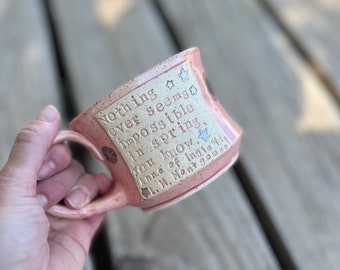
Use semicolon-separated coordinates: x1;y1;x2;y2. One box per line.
0;105;112;270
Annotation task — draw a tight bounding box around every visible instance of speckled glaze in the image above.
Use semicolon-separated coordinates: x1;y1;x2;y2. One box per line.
48;47;242;219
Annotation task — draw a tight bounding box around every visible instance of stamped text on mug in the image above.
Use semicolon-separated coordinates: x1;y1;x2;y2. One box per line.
95;61;234;199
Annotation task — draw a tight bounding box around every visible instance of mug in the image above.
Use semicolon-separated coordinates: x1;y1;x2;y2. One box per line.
48;47;242;219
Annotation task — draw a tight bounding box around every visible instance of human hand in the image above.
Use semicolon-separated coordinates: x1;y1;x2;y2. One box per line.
0;105;112;270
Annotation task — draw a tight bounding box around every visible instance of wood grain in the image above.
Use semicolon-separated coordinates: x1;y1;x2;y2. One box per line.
265;0;340;100
48;0;279;269
0;0;61;167
0;0;60;167
159;0;340;269
0;1;94;269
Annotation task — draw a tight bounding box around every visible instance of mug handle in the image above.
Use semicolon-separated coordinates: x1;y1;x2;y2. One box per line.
46;130;128;219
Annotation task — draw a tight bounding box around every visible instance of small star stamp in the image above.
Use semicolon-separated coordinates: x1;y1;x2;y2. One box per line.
178;68;189;82
189;85;198;95
166;80;175;89
199;128;210;141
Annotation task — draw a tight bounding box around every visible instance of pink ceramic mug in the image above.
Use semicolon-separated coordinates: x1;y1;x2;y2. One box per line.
48;47;242;219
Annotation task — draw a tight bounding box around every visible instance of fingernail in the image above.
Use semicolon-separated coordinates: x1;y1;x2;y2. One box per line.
67;187;89;209
37;160;56;180
37;194;48;207
37;105;58;123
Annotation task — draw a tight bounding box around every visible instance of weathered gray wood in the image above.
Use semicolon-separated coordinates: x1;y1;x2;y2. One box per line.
0;0;61;167
49;0;279;269
159;0;340;269
265;0;340;99
0;1;95;269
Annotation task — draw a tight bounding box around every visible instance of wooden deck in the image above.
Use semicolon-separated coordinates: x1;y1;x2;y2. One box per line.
1;0;340;269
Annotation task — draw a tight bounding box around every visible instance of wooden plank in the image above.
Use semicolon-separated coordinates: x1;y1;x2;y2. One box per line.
264;0;340;100
0;0;60;165
0;2;94;269
48;0;280;269
159;0;340;269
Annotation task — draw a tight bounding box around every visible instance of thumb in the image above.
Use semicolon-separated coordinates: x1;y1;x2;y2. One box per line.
0;105;60;199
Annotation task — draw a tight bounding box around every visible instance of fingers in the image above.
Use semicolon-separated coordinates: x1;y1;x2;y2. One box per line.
0;105;60;198
37;160;85;209
65;173;98;209
65;173;112;209
37;143;72;180
92;173;113;195
37;159;112;210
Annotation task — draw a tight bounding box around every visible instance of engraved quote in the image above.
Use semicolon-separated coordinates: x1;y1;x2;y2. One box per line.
95;61;233;199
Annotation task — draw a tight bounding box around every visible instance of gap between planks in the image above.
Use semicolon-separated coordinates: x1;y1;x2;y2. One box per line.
152;0;301;269
41;0;116;269
255;0;340;105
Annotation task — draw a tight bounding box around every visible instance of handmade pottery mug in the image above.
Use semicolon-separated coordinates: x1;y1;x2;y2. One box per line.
48;47;242;219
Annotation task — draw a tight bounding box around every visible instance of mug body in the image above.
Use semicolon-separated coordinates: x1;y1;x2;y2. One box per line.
68;47;242;210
